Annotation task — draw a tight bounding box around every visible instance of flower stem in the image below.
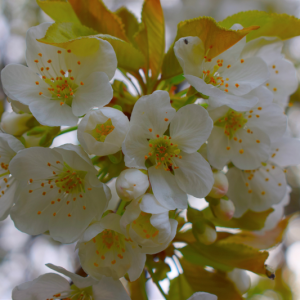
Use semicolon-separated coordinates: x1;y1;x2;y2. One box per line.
56;126;78;136
116;199;127;215
146;264;169;300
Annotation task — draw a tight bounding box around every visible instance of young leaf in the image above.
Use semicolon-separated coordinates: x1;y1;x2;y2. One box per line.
219;11;300;41
220;214;295;250
169;259;243;300
139;0;165;82
68;0;128;41
37;0;80;23
116;7;140;44
162;17;259;79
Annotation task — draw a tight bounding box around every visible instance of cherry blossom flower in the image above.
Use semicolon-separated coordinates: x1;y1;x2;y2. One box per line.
174;31;269;111
207;88;287;170
9;144;111;243
0;133;25;221
115;169;149;202
227;268;251;294
1;23;117;126
78;213;146;281
78;107;129;156
120;193;178;254
12;263;130;300
123;90;214;210
241;36;298;108
227;137;300;217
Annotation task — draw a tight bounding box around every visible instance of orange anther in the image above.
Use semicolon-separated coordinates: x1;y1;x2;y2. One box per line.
34;60;39;63
37;211;41;215
39;92;43;95
35;81;39;85
77;61;81;65
47;60;52;63
240;59;244;63
80;81;84;85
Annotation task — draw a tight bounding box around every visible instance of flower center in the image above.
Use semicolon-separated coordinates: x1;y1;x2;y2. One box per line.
147;135;181;171
91;118;115;142
55;163;87;194
202;63;224;86
91;229;129;265
61;285;94;300
132;211;159;239
215;109;247;139
45;77;78;107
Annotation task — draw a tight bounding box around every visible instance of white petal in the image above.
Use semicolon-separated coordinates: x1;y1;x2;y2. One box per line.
269;137;300;167
0;132;25;153
174;152;214;198
12;273;70;300
92;277;131;300
29;99;78;126
0;177;17;221
126;244;146;281
46;264;98;289
187;292;218;300
266;58;298;103
170;104;213;153
221;57;269;96
72;72;113;116
130;90;175;138
185;75;226;99
123;124;150;170
9;147;63;180
148;166;187;210
174;36;205;77
207;126;232;169
246;103;287;142
140;193;169;214
65;37;117;81
241;36;283;64
1;64;50;105
230;128;270;170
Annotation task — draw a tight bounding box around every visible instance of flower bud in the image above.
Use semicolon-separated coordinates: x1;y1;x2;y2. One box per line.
208;171;229;198
211;199;235;221
193;221;217;245
1;112;33;136
227;268;251;294
115;169;149;202
21;132;41;147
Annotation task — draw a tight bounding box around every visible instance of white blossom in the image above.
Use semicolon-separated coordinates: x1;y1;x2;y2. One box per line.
1;23;117;126
227;268;251;294
12;263;130;300
207;89;287;170
174;31;269;111
120;193;178;254
115;169;149;202
241;36;298;108
208;171;229;198
9;144;111;243
0;133;25;221
187;292;218;300
78;213;146;281
123;90;214;210
78;107;129;156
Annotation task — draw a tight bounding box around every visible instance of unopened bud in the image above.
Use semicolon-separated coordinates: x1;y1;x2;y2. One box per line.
21;132;41;148
116;169;149;202
227;268;251;294
212;199;235;221
193;221;217;245
208;171;229;198
1;112;33;136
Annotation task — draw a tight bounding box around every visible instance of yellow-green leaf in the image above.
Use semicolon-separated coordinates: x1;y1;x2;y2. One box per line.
219;11;300;41
37;0;80;23
116;7;140;44
38;22;145;71
221;214;296;250
189;240;268;275
169;259;243;300
68;0;128;42
162;16;259;80
202;207;274;231
140;0;165;81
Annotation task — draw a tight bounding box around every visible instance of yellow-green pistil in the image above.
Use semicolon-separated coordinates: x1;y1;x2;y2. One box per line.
146;135;181;171
91;118;115;142
215;109;247;139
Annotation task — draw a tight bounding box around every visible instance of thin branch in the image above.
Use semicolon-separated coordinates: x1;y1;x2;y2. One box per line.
147;264;169;300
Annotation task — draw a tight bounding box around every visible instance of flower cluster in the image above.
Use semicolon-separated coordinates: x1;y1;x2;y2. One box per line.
0;6;299;300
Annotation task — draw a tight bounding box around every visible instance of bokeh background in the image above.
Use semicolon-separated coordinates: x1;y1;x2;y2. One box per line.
1;0;300;299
